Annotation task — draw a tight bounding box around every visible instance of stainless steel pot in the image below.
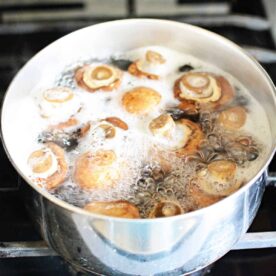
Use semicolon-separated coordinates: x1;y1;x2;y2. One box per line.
1;19;276;276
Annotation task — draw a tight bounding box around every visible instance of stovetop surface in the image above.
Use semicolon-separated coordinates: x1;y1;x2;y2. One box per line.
1;0;276;275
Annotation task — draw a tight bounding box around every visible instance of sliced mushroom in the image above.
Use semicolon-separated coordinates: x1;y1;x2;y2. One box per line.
75;64;122;92
28;143;68;190
84;200;140;218
74;150;120;190
217;106;247;130
122;86;161;114
149;200;184;218
105;116;129;130
128;50;166;80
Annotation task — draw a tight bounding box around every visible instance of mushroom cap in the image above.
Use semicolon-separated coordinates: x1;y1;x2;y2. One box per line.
122;86;161;114
74;150;120;190
218;106;247;130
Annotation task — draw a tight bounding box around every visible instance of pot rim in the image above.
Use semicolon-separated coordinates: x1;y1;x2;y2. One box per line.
1;18;276;222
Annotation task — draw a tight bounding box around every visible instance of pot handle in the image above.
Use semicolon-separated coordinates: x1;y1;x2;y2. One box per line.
266;171;276;187
231;170;276;250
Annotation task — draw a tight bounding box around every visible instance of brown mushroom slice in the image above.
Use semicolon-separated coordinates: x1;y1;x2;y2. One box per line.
122;87;161;114
128;50;166;80
149;200;184;218
28;143;68;190
105;117;129;130
149;114;175;138
74;150;120;190
84;200;140;219
174;119;204;156
187;178;222;208
75;64;122;92
174;72;221;103
217;106;247;130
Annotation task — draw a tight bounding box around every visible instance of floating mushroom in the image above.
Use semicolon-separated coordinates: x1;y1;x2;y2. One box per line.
196;160;243;197
174;73;235;109
28;142;68;190
149;200;184;218
75;64;122;92
38;87;81;123
128;50;166;79
217;106;247;130
84;200;140;218
149;114;175;138
174;72;221;102
122;86;161;114
74;150;120;190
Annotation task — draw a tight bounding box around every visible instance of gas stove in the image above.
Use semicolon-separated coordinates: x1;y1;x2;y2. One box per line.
1;0;276;275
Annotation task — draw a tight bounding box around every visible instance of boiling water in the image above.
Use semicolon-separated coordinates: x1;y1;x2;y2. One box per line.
21;46;272;217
